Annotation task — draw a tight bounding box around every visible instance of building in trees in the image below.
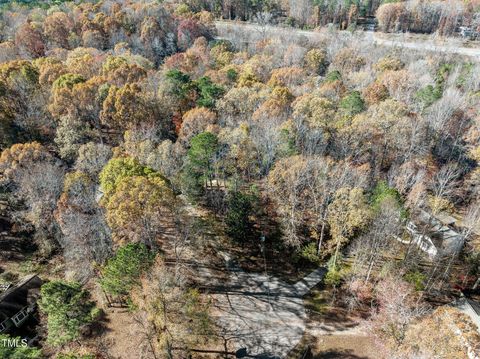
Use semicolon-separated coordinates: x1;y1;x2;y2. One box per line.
405;209;465;259
0;275;42;336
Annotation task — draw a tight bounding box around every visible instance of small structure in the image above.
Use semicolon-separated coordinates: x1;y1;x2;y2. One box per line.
459;26;479;40
0;274;42;334
357;16;377;32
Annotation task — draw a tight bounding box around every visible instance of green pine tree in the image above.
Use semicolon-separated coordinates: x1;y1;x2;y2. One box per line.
39;281;99;347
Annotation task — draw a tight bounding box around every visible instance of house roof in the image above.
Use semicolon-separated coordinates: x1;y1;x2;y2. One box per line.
414;209;464;255
454;296;480;333
435;212;458;227
0;275;42;322
468;298;480;317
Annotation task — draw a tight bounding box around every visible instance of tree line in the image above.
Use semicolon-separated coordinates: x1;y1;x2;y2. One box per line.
180;0;480;35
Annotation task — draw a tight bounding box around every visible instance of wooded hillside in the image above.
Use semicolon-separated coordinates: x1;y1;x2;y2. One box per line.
0;0;480;358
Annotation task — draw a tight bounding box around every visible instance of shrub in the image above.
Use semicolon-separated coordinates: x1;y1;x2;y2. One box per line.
456;62;474;89
415;84;442;108
325;70;341;83
226;68;238;82
57;353;95;359
324;267;343;287
404;271;426;291
300;242;321;264
371;181;405;215
324;255;347;287
0;334;41;358
436;63;452;86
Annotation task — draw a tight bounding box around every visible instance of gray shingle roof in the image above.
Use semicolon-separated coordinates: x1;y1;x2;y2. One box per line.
0;275;42;322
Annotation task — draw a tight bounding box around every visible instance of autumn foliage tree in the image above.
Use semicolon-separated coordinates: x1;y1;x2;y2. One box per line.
55;171;111;281
105;176;175;247
327;187;370;267
15;22;45;58
100;83;157;131
1;1;480;354
366;275;429;355
131;258;212;357
99;157;164;199
0;142;64;255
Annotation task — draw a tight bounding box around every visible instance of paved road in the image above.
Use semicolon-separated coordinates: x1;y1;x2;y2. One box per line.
294;267;328;296
211;252;326;358
216;21;480;60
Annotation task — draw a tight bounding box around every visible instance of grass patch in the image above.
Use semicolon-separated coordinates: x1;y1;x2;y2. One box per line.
304;284;330;315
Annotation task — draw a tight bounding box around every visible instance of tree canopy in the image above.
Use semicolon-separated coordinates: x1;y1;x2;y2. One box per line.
39;281;98;347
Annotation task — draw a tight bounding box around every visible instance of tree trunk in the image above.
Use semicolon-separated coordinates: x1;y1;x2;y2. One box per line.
473;276;480;290
365;253;376;283
316;220;326;256
332;239;340;269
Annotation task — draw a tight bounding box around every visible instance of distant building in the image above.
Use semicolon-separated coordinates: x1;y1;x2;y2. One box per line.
0;274;42;335
405;209;464;259
459;26;480;40
357;16;377;32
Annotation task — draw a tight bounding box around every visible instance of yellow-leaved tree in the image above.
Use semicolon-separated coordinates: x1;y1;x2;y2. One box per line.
105;175;175;247
327;187;371;267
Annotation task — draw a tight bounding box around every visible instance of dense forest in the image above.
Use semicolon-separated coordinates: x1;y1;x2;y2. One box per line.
0;0;480;358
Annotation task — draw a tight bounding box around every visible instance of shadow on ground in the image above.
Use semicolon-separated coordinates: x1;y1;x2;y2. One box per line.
313;349;370;359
